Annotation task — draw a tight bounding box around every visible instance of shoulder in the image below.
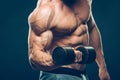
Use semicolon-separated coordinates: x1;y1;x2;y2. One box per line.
28;0;55;24
89;0;93;3
87;0;93;4
28;4;53;23
28;3;54;35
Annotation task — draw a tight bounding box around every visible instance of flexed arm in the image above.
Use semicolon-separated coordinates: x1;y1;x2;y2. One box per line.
28;5;59;71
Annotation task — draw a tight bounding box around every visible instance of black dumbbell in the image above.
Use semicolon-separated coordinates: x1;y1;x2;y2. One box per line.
52;46;96;65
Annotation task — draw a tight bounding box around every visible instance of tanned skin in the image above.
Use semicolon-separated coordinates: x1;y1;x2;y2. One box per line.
28;0;110;80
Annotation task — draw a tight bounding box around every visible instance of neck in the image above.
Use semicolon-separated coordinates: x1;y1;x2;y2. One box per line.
52;0;76;1
51;0;77;7
63;0;77;7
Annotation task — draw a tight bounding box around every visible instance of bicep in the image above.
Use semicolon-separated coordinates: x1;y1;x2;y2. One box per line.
28;29;56;70
87;13;102;50
28;29;53;55
87;13;97;33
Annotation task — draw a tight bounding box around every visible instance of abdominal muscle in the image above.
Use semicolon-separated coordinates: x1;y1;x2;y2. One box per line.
49;25;89;71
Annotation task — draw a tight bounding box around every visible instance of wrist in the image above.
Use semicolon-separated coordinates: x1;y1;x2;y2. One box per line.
99;65;107;70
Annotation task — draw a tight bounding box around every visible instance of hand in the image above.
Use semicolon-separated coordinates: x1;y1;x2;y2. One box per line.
99;68;111;80
74;49;82;63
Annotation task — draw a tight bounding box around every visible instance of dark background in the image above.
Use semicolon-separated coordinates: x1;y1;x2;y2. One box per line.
0;0;119;80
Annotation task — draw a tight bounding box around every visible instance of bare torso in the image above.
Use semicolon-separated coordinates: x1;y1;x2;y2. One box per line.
30;0;91;71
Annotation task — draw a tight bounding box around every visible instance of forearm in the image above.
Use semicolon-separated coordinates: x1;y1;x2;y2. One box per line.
29;50;60;71
89;26;107;69
95;48;107;69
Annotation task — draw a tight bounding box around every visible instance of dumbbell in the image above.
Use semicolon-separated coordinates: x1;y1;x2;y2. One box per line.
52;46;96;65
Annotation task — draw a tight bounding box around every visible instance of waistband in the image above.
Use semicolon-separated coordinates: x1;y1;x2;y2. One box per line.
45;67;86;77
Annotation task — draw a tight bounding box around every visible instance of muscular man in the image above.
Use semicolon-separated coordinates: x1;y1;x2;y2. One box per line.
28;0;110;80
